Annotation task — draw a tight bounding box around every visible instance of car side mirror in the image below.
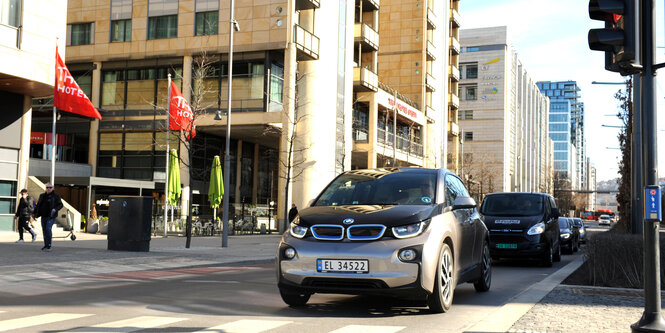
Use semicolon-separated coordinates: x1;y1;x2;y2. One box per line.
453;196;476;210
551;207;560;218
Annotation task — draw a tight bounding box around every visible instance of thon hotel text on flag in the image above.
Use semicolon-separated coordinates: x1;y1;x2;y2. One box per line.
54;48;101;119
169;80;196;139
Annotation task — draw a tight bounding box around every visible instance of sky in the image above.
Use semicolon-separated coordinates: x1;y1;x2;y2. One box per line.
459;0;665;182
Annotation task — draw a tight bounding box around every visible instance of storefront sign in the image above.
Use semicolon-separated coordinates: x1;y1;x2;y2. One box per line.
376;90;425;125
31;132;66;145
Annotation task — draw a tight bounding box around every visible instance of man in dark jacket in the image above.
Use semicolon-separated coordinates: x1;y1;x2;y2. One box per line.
288;204;298;223
14;189;36;243
34;183;63;252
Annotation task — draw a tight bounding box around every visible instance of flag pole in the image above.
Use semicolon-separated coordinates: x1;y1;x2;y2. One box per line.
51;105;56;185
164;73;171;238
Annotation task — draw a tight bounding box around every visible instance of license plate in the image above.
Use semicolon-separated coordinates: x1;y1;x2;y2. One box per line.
496;243;517;249
317;259;369;273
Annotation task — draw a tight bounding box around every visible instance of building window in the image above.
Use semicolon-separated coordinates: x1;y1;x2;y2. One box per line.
68;23;94;46
464;131;473;141
459;110;473;120
550;133;569;141
269;63;284;104
0;0;20;27
554;152;568;160
195;11;218;36
550;123;568;132
148;15;177;39
465;65;478;79
111;19;132;42
554;142;568;150
462;85;477;101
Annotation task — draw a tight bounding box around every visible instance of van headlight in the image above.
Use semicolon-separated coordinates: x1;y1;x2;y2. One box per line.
527;222;546;235
289;218;307;239
392;220;428;239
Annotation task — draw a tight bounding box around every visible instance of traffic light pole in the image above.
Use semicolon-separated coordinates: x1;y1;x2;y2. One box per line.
632;74;643;236
631;0;665;331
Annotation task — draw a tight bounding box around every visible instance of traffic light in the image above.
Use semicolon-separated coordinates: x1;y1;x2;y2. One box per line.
588;0;640;75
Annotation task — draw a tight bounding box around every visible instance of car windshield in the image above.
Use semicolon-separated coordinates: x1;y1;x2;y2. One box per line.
481;193;544;216
573;218;583;226
600;215;610;219
558;219;569;228
313;169;437;206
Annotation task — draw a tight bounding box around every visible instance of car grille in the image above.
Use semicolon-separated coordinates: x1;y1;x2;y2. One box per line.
347;224;386;240
302;277;388;289
310;224;387;241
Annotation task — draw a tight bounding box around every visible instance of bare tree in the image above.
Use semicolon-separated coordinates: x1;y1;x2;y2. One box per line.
462;152;498;203
553;171;574;214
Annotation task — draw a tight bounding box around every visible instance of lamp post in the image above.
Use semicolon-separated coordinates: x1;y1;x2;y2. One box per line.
217;0;238;248
269;200;274;234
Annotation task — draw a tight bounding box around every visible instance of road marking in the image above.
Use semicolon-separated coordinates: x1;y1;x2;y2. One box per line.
69;316;185;332
0;313;92;332
330;325;405;333
193;319;292;333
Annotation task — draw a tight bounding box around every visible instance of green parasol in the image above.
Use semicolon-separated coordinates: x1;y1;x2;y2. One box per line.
167;149;181;206
208;155;224;223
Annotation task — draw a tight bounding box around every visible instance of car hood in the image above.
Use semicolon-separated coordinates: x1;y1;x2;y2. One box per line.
483;214;543;230
296;205;439;228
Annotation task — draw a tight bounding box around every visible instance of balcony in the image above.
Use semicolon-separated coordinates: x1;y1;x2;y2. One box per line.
448;121;459;136
426;40;436;61
427;7;436;30
450;7;461;28
449;64;460;82
361;0;380;11
295;0;320;10
354;23;379;51
448;93;459;109
353;67;378;92
449;36;460;55
377;129;423;157
294;24;319;61
353;127;369;142
425;73;436;92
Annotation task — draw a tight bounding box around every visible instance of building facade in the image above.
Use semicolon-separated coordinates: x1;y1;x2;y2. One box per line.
458;26;550;199
57;0;456;230
0;1;67;231
536;80;586;190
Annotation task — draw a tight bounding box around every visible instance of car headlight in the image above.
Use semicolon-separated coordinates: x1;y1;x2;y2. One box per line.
579;228;585;234
289;219;308;239
527;222;545;235
392;221;428;239
561;233;570;239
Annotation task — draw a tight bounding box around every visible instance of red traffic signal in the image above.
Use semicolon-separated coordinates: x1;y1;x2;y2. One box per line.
588;0;640;75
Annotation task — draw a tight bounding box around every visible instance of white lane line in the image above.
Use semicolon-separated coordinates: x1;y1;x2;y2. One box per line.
0;313;92;332
69;316;186;332
193;319;293;333
329;325;406;333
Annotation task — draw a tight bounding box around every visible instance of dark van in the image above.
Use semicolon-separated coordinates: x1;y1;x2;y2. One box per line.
479;192;561;267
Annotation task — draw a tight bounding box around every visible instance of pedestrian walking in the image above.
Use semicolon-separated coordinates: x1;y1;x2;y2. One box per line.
15;189;36;243
34;183;63;252
288;204;298;223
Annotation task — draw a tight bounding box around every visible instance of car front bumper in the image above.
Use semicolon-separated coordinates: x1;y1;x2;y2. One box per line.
488;233;546;259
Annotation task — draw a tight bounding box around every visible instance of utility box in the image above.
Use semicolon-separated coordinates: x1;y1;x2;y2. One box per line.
108;196;152;252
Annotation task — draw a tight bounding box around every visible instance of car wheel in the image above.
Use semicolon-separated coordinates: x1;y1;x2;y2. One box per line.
428;243;455;313
541;243;553;267
473;241;492;292
553;242;561;262
279;288;311;307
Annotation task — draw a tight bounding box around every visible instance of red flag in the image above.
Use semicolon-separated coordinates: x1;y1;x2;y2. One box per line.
169;81;196;140
54;48;101;119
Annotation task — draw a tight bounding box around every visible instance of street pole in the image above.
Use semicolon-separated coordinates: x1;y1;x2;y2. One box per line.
221;0;236;248
632;0;665;331
632;74;643;236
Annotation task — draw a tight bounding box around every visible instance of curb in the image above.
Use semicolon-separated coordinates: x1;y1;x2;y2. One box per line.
463;256;585;333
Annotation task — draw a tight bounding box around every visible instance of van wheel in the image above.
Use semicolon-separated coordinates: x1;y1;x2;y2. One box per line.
279;288;311;307
428;243;455;313
473;241;491;292
553;242;561;262
541;244;553;267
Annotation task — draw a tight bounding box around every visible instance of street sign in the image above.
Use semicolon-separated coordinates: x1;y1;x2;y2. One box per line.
644;185;662;221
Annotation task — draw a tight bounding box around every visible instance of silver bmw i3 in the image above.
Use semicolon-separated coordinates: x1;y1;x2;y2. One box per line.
276;168;491;313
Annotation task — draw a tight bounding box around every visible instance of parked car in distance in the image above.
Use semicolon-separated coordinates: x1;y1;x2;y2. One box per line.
571;217;586;243
558;217;580;254
599;214;612;226
480;192;561;267
276;168;492;313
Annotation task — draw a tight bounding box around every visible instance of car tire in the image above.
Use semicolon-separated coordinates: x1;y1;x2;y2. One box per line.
473;241;492;292
541;243;553;267
279;288;311;307
553;242;561;262
428;243;455;313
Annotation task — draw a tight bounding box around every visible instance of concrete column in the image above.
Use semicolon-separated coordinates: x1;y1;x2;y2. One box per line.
235;139;242;204
367;94;377;168
182;55;193;101
252;143;259;203
179;56;193;217
89;61;102;176
18;96;32;192
277;41;297;232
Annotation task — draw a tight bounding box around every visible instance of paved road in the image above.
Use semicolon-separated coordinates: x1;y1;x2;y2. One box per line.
0;250;583;332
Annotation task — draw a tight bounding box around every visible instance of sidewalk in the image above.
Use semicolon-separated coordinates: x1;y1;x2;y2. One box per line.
0;230;658;332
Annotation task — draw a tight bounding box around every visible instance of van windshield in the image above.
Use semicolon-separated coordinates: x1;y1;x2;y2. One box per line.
314;170;437;206
481;194;544;217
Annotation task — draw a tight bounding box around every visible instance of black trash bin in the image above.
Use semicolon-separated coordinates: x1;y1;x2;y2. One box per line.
108;196;152;252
